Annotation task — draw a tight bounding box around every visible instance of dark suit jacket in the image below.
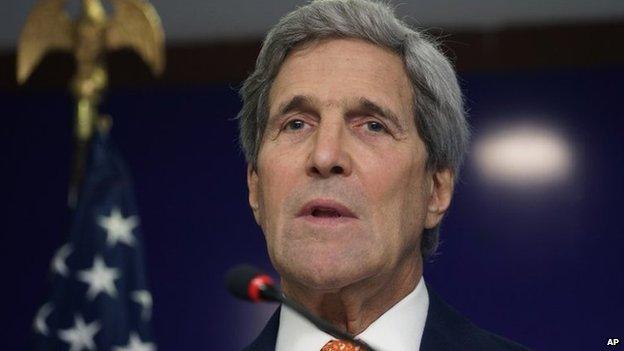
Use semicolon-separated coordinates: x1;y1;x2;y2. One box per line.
243;287;530;351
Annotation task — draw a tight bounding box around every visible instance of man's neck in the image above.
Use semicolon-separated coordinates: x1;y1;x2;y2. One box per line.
281;255;423;335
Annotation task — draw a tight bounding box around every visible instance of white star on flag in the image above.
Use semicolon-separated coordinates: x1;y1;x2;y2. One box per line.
131;290;153;321
98;207;139;247
77;255;121;300
33;302;54;336
113;332;156;351
51;244;73;277
57;314;100;351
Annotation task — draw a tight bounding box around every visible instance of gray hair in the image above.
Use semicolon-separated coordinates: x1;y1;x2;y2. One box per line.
236;0;470;260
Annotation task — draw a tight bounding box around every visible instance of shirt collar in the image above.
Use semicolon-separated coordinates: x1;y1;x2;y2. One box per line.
275;277;429;351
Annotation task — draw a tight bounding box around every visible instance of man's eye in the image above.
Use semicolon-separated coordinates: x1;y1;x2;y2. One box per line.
365;121;387;133
284;119;306;131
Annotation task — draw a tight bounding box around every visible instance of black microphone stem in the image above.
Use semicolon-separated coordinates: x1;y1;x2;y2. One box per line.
260;284;378;351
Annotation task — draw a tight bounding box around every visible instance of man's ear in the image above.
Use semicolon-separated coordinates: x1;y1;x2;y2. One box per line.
424;168;454;229
247;164;261;224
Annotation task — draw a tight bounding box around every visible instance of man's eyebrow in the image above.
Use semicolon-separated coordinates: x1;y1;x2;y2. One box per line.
355;97;406;133
275;95;316;117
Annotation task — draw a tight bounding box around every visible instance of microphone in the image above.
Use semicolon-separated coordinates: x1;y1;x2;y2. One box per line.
225;264;281;303
225;264;377;351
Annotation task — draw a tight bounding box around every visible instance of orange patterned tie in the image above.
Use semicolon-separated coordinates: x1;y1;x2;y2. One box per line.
321;339;363;351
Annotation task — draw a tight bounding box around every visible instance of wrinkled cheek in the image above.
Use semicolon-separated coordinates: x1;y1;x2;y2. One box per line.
256;181;289;257
257;168;281;214
266;226;306;279
365;194;415;264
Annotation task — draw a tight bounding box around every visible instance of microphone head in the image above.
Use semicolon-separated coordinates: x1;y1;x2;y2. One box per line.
225;264;276;302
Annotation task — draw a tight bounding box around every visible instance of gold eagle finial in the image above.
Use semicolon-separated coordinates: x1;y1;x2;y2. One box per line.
17;0;165;85
17;0;165;207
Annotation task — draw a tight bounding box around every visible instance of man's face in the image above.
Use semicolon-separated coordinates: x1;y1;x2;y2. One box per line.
247;38;451;291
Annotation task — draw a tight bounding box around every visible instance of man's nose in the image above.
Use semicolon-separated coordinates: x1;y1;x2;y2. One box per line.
306;118;352;178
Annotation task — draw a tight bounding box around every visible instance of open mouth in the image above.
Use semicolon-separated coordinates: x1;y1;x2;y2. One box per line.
311;207;342;218
297;199;357;220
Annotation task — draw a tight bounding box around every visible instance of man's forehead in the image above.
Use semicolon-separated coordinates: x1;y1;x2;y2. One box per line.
269;39;413;108
286;37;399;63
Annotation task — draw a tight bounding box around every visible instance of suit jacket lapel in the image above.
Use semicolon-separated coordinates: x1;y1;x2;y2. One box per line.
243;307;281;351
420;287;477;351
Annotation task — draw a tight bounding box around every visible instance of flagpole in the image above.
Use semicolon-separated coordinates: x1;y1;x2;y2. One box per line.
67;0;106;207
16;0;165;208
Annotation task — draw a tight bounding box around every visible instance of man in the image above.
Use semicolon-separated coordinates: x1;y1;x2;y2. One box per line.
236;0;529;350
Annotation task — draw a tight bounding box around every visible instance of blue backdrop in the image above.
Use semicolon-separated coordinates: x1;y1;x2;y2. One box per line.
2;67;623;350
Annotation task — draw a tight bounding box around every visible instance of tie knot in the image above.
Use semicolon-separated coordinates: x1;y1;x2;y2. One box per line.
321;339;363;351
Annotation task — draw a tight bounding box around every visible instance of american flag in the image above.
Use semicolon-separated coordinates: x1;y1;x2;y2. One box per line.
33;129;156;351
